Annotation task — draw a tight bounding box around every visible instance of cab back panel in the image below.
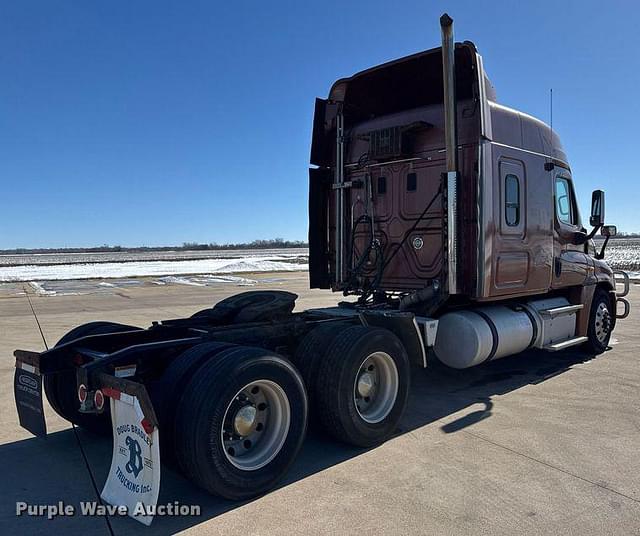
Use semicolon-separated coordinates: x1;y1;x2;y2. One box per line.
341;100;479;292
311;44;482;296
349;160;444;290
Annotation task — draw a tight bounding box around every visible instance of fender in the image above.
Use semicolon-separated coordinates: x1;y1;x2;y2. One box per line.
359;310;428;368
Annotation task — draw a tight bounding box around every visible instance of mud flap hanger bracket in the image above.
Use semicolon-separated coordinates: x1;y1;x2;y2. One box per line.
96;372;159;433
14;349;41;369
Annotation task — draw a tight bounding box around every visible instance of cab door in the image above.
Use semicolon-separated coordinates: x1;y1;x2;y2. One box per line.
552;172;592;288
493;159;529;290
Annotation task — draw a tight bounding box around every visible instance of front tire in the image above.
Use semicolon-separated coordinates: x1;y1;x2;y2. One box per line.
583;288;614;354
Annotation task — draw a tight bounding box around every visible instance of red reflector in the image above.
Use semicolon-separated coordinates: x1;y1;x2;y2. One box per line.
94;389;105;411
78;384;87;403
141;418;154;435
102;387;121;400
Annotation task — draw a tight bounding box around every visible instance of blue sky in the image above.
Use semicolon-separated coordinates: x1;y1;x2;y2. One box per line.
1;0;639;248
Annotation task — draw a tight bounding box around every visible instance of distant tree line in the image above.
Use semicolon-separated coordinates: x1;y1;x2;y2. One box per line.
613;232;640;237
593;231;640;239
0;238;308;255
180;238;307;250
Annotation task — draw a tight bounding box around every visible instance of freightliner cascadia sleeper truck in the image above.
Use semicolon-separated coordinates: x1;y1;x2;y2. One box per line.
13;14;629;524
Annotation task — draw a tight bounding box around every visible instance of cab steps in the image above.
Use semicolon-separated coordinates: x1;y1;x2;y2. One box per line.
538;304;583;318
543;336;588;352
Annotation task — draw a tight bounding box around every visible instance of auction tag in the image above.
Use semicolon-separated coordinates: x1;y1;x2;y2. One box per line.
14;363;47;437
101;395;160;525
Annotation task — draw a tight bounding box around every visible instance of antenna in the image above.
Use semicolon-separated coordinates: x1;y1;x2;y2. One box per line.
544;88;555;171
550;88;553;135
543;88;555;171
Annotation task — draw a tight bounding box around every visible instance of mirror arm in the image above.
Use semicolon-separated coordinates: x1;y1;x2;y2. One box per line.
596;234;610;260
586;224;601;241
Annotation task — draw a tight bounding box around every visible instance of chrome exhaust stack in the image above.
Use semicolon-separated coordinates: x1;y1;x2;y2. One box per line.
440;13;458;294
334;107;345;285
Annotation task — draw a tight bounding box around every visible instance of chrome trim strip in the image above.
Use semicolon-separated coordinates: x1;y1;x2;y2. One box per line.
476;142;483;297
476;53;492;140
479;140;493;298
490;140;566;164
447;170;458;294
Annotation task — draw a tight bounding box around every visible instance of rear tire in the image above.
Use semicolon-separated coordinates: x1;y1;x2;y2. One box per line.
583;288;614;354
315;326;410;448
175;346;307;500
149;342;235;466
44;321;139;434
293;322;350;422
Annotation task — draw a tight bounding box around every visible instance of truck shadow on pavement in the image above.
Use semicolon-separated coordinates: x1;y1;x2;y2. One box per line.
2;346;602;534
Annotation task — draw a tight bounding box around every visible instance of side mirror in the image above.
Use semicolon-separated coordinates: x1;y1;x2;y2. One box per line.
596;224;617;259
590;190;605;227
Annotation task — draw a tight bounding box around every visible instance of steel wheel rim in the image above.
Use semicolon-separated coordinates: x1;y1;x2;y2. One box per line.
353;351;399;424
594;302;611;344
221;379;291;471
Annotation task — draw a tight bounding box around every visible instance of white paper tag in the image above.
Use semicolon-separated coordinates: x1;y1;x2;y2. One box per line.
114;364;137;378
101;396;161;525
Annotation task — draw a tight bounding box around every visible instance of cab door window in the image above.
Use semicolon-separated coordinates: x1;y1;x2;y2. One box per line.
555;176;577;226
499;159;525;236
505;174;520;226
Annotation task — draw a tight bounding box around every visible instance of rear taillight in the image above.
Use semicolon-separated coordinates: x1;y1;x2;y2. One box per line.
78;384;87;403
94;389;105;411
141;418;154;434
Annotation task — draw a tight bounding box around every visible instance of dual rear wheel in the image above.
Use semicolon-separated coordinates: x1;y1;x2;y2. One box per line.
159;324;410;500
296;325;411;448
154;343;307;500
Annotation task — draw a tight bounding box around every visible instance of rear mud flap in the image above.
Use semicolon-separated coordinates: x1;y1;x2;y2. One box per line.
101;392;161;525
14;351;47;438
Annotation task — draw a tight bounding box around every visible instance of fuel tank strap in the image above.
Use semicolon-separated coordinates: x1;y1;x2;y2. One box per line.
469;310;498;364
514;305;538;349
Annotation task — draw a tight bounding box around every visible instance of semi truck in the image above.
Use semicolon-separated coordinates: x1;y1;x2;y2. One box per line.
13;14;630;524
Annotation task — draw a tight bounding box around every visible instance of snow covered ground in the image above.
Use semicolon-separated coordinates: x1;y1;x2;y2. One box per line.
0;254;307;282
13;275;285;296
0;248;308;266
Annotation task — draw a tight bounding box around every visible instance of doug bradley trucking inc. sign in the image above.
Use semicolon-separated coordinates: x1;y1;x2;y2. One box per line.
101;392;161;525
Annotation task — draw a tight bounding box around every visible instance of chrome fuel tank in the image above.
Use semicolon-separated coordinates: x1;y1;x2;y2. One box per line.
433;297;574;369
434;305;534;368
